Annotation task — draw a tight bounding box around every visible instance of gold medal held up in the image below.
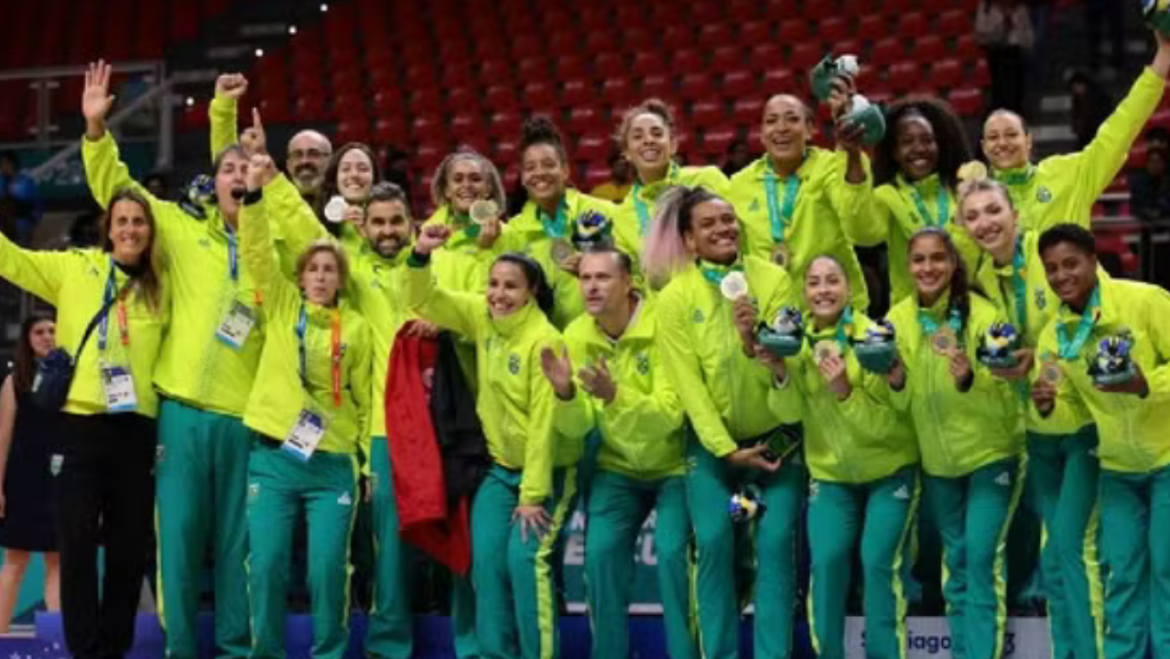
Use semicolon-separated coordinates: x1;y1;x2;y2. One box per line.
469;199;498;225
1039;354;1063;386
771;243;791;268
931;326;958;356
550;238;574;264
814;340;841;364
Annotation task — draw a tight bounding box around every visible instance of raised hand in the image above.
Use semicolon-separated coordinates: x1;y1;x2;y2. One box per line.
415;224;451;255
240;108;267;157
477;216;502;249
82;60;116;139
950;349;974;391
539;346;575;400
245;153;276;192
818;353;853;400
732;296;759;356
215;73;249;100
578;356;616;404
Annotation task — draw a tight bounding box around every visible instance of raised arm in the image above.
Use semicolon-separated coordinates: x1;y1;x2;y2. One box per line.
403;226;483;339
0;229;71;304
210;73;247;162
239;155;297;311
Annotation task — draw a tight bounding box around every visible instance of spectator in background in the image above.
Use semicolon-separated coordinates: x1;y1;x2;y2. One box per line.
721;138;754;178
144;172;169;200
588;150;634;203
1145;126;1170;152
1065;68;1114;150
0;314;62;633
1129;146;1170;221
0;152;42;246
976;0;1034;114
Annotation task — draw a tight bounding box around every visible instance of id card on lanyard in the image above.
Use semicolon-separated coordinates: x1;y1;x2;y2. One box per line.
214;227;258;349
98;261;138;412
283;304;343;461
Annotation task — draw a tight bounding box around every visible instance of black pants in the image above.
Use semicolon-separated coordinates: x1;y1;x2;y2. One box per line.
54;412;156;659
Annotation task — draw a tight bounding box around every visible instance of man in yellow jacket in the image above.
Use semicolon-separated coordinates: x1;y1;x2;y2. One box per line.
1033;224;1170;659
82;61;255;659
540;246;696;659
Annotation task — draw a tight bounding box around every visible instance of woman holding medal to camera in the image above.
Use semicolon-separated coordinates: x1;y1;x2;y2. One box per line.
499;116;616;328
956;170;1105;659
648;185;801;659
405;223;583;659
840;97;982;308
726;57;873;314
757;254;918;659
0;182;167;656
611;99;729;286
884;227;1024;659
1031;223;1170;659
423;149;510;294
236;154;371;659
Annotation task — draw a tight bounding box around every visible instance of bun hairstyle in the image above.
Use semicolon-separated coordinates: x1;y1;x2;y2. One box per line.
642;185;727;288
519;115;568;164
908;227;972;331
614;98;678;151
494;252;555;318
873;97;972;191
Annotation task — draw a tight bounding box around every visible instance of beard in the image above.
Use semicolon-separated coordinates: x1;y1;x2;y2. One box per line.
373;237;404;259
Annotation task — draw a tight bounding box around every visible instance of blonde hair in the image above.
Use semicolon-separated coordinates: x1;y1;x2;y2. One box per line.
295;239;351;298
429;149;506;212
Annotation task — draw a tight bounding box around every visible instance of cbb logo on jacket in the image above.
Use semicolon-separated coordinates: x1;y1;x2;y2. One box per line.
635;352;651;375
507;354;520;375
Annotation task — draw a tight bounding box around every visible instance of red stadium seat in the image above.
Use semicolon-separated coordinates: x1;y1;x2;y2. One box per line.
762;68;796;92
409;89;443;115
517;58;547;82
898;13;929;38
948;87;984;117
575;135;609;162
698;24;732;48
739;20;770;44
640;74;671;100
602;77;634;106
929;59;964;90
818;17;849;44
549;32;580;57
972;59;991;86
955;34;982;63
778;19;809;44
489;111;522;138
523;82;557;111
445;86;476;112
789;43;822;71
680;73;713;101
888;62;921;93
561;78;592;106
494;139;518;165
485;86;519;112
690;100;726;129
663;26;693;51
672;49;704;75
568;106;601;135
752;44;784;72
633;52;665;76
912;36;947;63
703;127;737;157
411;115;446;142
375;117;408;145
584;163;613;190
722;70;757;99
336;120;370;145
450;112;482;135
937;10;970;38
557;55;588;80
856;15;887;41
596;53;627;79
710;46;743;75
834;40;864;60
733;97;765;125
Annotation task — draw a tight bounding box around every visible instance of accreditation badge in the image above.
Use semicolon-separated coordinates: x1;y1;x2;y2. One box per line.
216;300;257;350
283;410;326;462
101;365;138;413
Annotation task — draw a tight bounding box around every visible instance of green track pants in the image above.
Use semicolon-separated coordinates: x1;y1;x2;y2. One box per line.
807;466;920;659
923;456;1025;659
1027;430;1105;659
155;398;251;659
686;436;805;659
245;441;357;659
1098;464;1170;659
584;470;697;659
472;464;576;659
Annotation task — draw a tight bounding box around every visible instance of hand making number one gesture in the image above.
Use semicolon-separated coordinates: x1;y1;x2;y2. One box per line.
83;60;116;140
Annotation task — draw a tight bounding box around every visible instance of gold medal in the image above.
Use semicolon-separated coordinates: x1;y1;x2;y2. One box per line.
469;199;498;225
550;238;574;264
814;340;841;364
1039;354;1063;386
931;326;958;356
771;243;790;268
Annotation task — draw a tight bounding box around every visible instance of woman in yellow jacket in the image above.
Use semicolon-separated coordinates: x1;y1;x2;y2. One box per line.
980;28;1169;234
885;228;1024;659
726;94;870;312
405;226;582;659
422;148;510;294
840;98;981;308
499;116;616;328
1031;224;1170;659
958;177;1104;659
760;255;918;659
0;186;168;658
649;186;799;659
237;156;371;659
611;99;730;284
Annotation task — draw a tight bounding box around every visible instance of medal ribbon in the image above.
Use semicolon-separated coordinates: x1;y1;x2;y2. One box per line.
699;260;744;287
297;304;344;408
98;257;131;352
538;198;568;239
1056;286;1100;361
909;187;949;228
633;163;679;236
763;156;803;245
